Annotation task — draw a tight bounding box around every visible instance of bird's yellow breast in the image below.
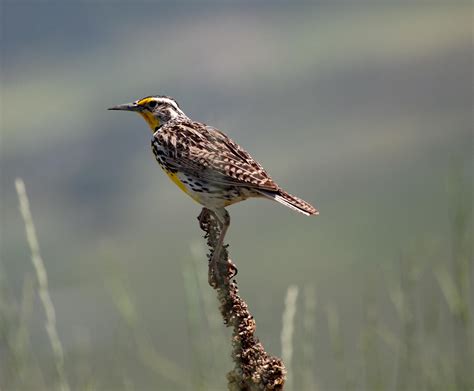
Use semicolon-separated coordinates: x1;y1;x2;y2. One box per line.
165;171;201;203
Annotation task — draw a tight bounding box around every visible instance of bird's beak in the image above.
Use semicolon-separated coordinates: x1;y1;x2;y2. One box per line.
107;102;141;111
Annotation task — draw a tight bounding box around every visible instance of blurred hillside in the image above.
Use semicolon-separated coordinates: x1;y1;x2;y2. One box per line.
1;3;472;390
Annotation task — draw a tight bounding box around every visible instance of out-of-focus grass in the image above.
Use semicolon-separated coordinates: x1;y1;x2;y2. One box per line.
1;3;471;389
106;264;189;390
2;168;473;390
281;285;298;391
14;179;70;391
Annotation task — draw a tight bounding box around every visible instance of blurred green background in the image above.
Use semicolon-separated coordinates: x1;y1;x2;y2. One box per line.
1;2;472;390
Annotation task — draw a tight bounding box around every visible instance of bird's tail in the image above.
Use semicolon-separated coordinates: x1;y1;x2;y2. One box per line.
257;189;319;216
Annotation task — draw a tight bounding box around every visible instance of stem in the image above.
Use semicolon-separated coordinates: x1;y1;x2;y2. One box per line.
198;208;286;390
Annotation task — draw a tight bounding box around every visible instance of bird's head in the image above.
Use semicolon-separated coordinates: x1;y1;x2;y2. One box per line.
108;95;186;131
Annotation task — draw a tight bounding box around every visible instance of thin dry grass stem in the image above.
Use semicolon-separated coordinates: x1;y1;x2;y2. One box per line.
15;178;70;391
280;285;298;391
198;207;286;390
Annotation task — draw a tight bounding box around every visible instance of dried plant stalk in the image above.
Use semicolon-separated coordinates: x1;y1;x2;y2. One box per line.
198;208;286;390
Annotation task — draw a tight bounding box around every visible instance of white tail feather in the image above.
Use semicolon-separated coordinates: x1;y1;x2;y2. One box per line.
257;190;318;216
272;193;311;216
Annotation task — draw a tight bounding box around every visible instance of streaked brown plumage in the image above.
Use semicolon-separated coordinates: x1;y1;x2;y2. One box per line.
109;95;318;264
151;119;316;214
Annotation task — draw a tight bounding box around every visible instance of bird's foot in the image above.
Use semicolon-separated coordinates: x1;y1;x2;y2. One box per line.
198;207;211;231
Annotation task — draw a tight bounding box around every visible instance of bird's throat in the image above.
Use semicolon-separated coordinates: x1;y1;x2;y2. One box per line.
138;112;160;132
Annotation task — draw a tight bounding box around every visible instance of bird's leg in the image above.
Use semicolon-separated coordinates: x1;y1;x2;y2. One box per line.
209;208;230;282
198;207;211;231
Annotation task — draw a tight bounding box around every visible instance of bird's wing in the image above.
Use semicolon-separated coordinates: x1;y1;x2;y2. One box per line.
152;121;279;191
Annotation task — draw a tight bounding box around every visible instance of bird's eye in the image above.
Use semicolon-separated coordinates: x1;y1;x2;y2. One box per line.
148;101;157;108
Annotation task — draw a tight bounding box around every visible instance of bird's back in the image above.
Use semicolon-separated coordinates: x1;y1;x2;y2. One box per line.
152;119;278;190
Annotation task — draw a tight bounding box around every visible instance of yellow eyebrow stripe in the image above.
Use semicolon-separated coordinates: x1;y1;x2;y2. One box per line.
137;97;155;105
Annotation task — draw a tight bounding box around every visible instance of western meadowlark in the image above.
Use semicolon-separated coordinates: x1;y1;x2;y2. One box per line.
109;95;318;265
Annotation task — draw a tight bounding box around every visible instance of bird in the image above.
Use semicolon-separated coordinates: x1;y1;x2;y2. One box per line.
108;95;318;267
